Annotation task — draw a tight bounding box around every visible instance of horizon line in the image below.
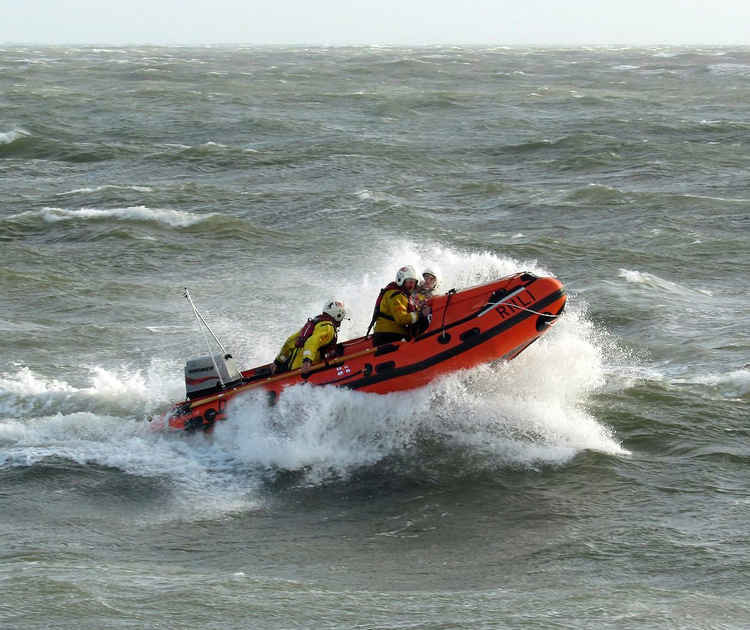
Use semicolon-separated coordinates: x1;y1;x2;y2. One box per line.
3;41;750;49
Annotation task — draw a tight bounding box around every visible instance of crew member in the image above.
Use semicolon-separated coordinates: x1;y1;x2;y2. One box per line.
413;268;438;309
368;265;430;346
272;300;347;375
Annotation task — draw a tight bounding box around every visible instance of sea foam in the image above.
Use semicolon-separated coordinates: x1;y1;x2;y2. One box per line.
1;242;629;510
208;244;626;482
35;205;208;228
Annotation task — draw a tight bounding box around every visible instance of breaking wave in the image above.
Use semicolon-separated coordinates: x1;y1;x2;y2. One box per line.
0;128;31;145
215;305;626;485
673;368;750;400
56;184;154;196
618;268;713;296
0;243;630;518
6;206;211;229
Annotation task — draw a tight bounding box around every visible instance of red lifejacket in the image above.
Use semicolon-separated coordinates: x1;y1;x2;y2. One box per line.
294;313;337;348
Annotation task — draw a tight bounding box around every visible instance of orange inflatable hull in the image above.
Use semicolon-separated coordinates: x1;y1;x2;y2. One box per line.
156;272;566;432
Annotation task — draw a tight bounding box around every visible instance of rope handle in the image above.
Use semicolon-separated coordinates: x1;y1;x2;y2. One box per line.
506;303;561;318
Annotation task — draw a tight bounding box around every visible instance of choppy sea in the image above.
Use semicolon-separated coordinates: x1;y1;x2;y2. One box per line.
1;45;749;629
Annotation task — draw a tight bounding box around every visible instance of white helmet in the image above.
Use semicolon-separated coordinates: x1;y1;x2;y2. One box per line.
395;265;419;286
422;267;438;280
322;299;347;323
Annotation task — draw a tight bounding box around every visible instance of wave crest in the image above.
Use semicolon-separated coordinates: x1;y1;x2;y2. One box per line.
5;206;211;229
0;128;31;145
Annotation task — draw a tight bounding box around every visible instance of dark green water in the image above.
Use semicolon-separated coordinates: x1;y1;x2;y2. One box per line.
1;45;749;628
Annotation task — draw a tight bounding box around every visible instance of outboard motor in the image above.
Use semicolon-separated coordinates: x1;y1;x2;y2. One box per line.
185;353;242;399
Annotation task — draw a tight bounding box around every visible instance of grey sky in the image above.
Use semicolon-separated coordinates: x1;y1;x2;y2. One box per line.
3;0;749;46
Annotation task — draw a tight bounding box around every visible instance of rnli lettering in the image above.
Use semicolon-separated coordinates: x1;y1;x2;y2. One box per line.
495;289;535;319
494;304;512;319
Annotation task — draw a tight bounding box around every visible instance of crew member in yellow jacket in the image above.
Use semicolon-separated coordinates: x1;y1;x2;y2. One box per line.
272;300;347;375
369;265;430;346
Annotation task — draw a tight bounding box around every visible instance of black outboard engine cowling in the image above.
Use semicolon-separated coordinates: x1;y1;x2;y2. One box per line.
184;353;242;399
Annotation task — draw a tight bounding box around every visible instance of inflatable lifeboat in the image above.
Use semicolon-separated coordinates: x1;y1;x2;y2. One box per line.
155;272;566;432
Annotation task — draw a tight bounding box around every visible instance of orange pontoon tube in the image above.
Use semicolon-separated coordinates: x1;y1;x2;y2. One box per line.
156;272;566;432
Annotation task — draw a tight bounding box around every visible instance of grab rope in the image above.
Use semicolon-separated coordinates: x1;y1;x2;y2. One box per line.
505;303;561;318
